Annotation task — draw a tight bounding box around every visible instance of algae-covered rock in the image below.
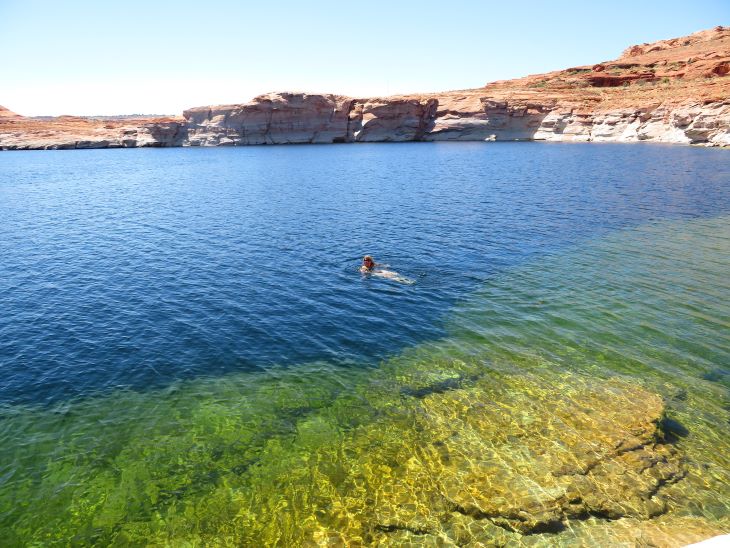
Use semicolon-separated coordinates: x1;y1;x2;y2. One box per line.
1;356;726;546
525;515;730;547
0;363;725;546
344;373;689;543
224;369;699;546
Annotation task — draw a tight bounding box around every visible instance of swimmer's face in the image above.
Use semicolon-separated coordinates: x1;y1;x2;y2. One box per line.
363;256;374;268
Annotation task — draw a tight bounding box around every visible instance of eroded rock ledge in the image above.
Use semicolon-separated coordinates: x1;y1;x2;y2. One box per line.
1;26;729;150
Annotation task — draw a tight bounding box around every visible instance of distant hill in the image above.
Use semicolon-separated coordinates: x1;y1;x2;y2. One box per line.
0;105;22;119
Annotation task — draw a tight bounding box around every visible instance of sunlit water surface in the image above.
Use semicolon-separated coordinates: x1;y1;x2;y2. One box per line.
0;143;728;545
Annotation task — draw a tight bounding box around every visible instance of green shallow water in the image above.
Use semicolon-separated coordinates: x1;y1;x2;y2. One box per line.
1;215;729;546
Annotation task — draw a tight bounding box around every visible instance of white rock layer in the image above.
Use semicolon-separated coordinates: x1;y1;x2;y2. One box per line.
180;93;730;148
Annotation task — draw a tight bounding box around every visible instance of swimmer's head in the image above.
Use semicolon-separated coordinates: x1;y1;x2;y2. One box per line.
362;255;375;269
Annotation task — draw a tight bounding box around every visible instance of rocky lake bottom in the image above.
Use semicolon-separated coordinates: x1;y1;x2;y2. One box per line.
0;144;728;545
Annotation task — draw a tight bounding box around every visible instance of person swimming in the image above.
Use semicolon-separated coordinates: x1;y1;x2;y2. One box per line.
360;255;414;284
360;255;378;272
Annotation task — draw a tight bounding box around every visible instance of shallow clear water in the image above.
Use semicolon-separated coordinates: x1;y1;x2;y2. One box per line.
0;143;729;545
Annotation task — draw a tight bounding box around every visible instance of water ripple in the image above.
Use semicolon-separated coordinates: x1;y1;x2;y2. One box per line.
0;143;729;405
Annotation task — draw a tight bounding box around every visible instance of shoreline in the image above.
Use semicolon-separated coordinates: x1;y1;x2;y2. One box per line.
2;135;728;152
2;138;729;152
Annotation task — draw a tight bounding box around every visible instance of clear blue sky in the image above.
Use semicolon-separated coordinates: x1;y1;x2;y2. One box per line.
1;0;728;115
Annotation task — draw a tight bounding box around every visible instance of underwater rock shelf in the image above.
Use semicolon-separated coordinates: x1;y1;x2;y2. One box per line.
2;363;727;545
349;374;698;545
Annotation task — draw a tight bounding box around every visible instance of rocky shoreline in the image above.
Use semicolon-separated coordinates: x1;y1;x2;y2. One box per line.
179;93;730;148
2;26;729;150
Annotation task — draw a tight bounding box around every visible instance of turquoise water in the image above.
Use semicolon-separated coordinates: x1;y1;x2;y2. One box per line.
0;143;729;545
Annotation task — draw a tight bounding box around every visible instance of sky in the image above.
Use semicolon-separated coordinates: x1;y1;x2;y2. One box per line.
1;0;728;116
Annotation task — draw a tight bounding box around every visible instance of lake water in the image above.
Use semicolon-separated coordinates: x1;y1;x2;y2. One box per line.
0;143;728;545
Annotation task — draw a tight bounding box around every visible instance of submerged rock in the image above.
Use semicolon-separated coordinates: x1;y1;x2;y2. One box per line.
1;361;726;546
224;369;721;546
358;374;686;543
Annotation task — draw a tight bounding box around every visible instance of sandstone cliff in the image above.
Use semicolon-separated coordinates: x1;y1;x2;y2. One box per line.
2;26;729;150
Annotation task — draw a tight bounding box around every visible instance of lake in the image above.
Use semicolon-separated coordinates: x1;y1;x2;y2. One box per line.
0;143;728;545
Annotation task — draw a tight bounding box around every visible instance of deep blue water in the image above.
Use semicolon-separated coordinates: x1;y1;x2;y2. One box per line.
1;142;729;405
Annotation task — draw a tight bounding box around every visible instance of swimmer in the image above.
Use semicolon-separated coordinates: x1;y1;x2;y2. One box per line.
360;255;414;284
360;255;379;273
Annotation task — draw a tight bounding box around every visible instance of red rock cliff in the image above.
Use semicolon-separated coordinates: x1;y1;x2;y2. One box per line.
2;26;729;150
